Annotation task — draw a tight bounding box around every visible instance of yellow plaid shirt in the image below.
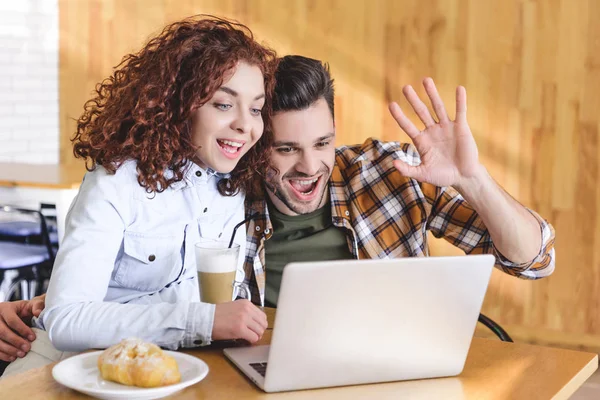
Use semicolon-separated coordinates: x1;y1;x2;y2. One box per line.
244;138;556;306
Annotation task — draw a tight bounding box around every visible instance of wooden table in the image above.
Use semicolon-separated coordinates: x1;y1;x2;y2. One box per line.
0;163;85;190
0;162;85;243
0;308;597;399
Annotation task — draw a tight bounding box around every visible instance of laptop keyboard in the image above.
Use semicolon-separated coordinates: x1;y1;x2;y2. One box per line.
250;362;267;377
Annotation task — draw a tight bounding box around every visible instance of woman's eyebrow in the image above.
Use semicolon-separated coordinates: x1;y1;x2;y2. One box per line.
218;86;265;100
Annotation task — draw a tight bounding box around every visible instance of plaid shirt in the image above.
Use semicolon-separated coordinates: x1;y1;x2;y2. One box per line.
243;138;556;306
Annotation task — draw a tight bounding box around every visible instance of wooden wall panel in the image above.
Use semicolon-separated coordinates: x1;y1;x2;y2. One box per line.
59;0;600;350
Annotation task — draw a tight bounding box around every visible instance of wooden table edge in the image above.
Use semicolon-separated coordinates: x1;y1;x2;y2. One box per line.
0;180;82;190
553;353;598;400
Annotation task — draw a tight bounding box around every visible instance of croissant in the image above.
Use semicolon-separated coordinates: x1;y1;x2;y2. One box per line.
97;338;181;388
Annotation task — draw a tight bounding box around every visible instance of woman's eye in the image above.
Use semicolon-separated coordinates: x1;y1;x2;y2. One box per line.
250;108;262;116
214;103;232;111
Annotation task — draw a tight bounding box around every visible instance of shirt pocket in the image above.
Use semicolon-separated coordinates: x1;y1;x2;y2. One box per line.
114;230;184;292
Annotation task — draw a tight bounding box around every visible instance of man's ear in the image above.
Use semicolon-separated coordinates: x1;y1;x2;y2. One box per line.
265;167;278;181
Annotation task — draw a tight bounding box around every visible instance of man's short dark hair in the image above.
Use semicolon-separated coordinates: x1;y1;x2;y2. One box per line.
272;55;335;118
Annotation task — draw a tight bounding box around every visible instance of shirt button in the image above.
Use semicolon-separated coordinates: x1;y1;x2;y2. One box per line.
195;171;202;177
193;340;203;345
148;254;156;262
203;207;208;213
264;229;270;234
344;210;350;216
255;226;261;231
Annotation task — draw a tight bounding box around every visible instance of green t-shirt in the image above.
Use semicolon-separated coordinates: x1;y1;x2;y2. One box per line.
264;202;354;307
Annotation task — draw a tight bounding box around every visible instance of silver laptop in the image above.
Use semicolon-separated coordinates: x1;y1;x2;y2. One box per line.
224;255;495;393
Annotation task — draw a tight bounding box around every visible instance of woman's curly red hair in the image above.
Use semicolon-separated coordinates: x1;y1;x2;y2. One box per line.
72;15;278;195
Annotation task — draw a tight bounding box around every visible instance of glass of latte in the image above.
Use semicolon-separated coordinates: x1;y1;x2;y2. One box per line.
194;238;251;304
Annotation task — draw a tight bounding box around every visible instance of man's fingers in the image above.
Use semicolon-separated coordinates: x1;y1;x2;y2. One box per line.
0;321;31;354
402;85;437;128
0;337;24;359
3;312;35;342
0;351;16;362
388;102;421;139
31;303;44;317
423;77;449;123
30;294;46;317
455;86;468;122
393;160;426;182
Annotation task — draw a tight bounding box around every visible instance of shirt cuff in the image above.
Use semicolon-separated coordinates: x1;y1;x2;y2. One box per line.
182;302;215;347
493;208;554;272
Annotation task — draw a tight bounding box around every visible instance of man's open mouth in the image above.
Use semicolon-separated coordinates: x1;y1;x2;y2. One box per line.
287;176;321;200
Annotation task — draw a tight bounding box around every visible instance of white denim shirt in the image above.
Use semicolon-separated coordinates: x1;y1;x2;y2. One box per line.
36;160;246;352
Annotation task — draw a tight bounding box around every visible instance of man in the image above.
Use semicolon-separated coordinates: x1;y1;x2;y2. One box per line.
0;55;555;364
242;55;554;307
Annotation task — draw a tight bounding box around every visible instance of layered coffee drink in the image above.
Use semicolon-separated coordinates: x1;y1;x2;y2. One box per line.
195;239;240;304
198;270;237;304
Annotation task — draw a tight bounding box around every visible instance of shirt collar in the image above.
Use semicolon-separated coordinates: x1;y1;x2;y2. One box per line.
170;161;229;191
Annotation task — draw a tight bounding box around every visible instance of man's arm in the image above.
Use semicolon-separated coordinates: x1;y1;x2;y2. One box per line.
417;180;554;278
389;78;552;269
0;294;45;362
454;166;541;263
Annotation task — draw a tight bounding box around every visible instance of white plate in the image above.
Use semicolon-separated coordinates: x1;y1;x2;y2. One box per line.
52;350;209;400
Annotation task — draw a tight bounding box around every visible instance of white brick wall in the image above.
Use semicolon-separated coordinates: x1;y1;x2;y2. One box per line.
0;0;59;164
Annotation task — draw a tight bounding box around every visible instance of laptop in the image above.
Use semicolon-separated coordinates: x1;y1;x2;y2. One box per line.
224;254;495;393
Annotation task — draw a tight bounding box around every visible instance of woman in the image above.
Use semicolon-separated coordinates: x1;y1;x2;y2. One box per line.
2;15;275;376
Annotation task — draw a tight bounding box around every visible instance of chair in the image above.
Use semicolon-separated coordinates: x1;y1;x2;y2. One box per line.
0;203;59;245
0;205;55;301
478;313;513;342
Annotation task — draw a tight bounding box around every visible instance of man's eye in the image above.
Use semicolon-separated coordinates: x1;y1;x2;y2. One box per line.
316;141;330;148
277;147;294;153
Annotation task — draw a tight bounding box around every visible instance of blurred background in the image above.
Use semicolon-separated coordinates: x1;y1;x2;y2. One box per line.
0;0;598;356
